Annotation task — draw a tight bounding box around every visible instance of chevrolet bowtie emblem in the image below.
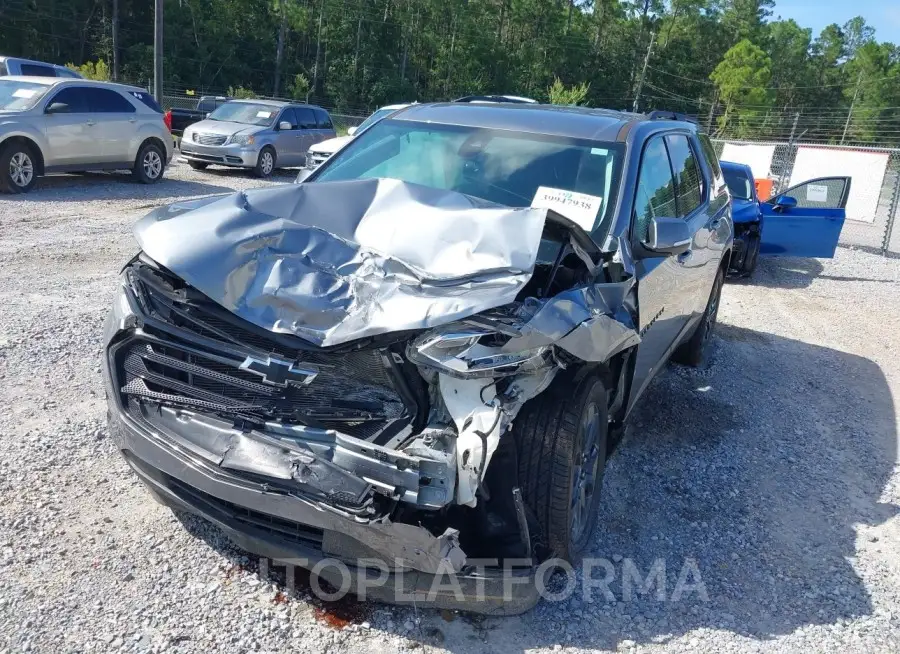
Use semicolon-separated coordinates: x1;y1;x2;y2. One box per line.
239;355;318;387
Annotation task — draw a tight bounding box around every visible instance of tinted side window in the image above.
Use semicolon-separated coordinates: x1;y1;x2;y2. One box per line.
697;133;721;178
55;68;80;78
279;108;299;129
315;108;333;129
85;88;136;113
295;107;317;129
128;91;163;113
665;135;703;217
46;87;91;113
21;63;56;77
633;136;677;242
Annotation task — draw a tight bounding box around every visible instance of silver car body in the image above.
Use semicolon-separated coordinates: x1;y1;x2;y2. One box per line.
0;77;173;172
305;103;410;171
180;100;336;170
0;56;82;78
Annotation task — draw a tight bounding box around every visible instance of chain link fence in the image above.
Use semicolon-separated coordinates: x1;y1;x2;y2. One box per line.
712;139;900;256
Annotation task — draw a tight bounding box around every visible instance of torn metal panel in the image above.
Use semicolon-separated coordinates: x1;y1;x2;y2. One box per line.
500;281;640;362
133;178;548;347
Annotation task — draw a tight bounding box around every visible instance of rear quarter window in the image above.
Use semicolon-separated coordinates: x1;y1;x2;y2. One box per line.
128;91;163;113
0;61;8;76
315;108;333;129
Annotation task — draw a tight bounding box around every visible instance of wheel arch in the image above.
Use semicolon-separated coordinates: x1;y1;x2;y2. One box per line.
0;135;45;175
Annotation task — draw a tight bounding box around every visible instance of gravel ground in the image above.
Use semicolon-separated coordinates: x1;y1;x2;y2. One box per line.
1;162;899;653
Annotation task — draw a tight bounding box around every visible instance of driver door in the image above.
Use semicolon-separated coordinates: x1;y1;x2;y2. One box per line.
759;177;851;258
41;86;104;167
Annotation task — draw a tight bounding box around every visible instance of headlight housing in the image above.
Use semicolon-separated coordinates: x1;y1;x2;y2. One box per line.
230;134;255;146
406;324;551;379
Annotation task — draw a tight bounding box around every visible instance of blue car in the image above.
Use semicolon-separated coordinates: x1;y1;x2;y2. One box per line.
721;160;851;277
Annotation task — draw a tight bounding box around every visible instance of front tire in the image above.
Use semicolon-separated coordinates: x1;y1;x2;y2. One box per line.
132;142;165;184
253;147;276;178
673;266;724;367
513;374;609;562
0;142;38;193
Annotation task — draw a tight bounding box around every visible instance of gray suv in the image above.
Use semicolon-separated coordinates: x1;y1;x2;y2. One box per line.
0;77;173;193
103;103;733;614
180;100;336;177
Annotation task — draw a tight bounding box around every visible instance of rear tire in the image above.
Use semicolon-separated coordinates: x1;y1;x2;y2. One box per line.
0;142;38;193
253;147;276;178
188;160;208;171
673;266;725;367
512;373;609;562
132;142;165;184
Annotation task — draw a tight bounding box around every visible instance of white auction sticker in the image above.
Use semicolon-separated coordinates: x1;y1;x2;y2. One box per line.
12;89;37;99
256;111;272;119
531;186;603;230
806;184;829;203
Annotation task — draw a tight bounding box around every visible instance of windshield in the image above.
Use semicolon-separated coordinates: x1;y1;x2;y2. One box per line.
0;80;50;111
207;102;278;126
314;119;624;234
723;168;753;200
354;107;401;134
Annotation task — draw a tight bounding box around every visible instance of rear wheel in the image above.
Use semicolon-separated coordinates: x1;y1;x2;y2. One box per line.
673;266;724;367
0;142;38;193
132;142;165;184
513;374;609;562
188;160;208;171
253;147;276;178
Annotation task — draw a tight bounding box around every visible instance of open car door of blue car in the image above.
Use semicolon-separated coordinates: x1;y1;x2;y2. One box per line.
759;177;851;258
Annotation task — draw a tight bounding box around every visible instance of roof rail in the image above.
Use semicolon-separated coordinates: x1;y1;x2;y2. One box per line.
647;110;698;124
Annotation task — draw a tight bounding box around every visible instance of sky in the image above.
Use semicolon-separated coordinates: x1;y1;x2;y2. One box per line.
772;0;900;44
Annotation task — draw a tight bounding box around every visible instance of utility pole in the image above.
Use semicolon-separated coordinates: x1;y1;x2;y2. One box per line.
153;0;163;102
312;0;324;98
841;71;863;145
706;90;718;133
632;31;655;113
112;0;119;81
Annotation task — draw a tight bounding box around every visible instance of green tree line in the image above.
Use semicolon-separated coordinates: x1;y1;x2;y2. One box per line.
2;0;899;144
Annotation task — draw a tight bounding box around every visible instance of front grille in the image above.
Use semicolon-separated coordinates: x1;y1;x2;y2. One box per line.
307;152;330;170
192;132;228;146
115;262;413;441
164;474;325;548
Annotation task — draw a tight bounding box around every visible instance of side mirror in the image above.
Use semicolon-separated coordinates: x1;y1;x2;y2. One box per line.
773;195;797;211
295;168;313;184
45;102;69;114
645;216;692;256
278;121;293;131
347;126;358;136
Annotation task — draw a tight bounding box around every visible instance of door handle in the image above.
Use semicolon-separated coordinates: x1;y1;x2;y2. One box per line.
86;120;96;127
128;118;137;123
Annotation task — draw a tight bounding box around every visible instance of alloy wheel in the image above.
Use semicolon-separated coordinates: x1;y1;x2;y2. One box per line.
9;152;33;188
571;402;602;542
261;151;274;175
143;150;163;179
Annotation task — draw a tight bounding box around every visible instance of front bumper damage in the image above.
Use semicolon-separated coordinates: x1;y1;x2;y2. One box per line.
104;179;641;613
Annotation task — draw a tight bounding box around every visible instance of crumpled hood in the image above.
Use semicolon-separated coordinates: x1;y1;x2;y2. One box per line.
731;197;761;224
134;178;548;347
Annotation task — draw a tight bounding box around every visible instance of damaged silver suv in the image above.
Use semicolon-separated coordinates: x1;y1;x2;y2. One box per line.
102;103;732;614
